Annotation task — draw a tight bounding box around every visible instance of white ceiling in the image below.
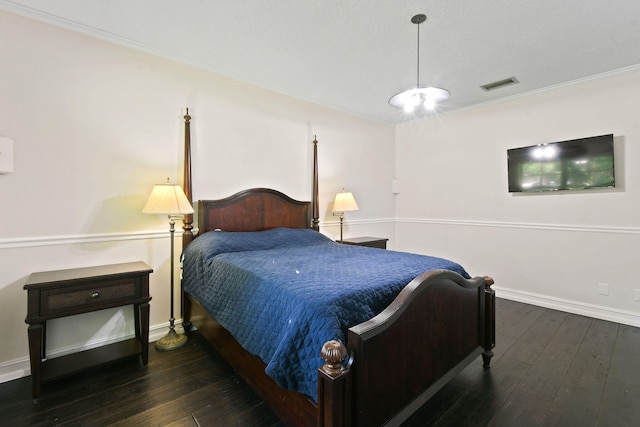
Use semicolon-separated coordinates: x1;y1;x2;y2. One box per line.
2;0;640;124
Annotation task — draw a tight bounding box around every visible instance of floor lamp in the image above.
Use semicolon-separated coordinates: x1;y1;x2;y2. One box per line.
332;190;359;242
143;180;194;351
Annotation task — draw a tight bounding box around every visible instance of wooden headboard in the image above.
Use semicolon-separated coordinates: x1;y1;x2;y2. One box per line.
180;109;320;247
198;188;313;233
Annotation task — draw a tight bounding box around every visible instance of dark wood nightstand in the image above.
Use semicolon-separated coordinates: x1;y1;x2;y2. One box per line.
338;236;389;249
24;261;152;398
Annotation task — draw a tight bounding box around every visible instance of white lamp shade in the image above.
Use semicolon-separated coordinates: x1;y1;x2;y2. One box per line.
143;184;194;215
333;191;359;213
388;86;450;112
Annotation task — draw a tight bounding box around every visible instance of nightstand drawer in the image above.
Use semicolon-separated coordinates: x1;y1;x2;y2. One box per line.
42;278;141;315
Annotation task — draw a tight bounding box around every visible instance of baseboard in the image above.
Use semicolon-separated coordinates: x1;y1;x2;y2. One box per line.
495;286;640;328
0;321;185;384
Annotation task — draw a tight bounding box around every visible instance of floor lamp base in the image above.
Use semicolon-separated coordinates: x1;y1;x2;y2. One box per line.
154;322;188;351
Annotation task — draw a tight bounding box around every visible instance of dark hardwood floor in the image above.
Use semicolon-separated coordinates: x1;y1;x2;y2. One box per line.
2;298;639;426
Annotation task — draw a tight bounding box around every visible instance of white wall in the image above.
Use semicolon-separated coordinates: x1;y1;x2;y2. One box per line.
0;10;395;382
395;69;640;326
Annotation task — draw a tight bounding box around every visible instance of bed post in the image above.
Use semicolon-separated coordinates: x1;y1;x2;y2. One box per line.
182;108;194;334
312;136;319;231
482;276;496;367
318;340;351;427
182;108;194;246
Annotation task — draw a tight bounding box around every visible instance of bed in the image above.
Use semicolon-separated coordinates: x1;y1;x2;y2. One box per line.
178;111;495;426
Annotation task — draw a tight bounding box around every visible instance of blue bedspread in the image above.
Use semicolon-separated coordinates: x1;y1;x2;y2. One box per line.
181;228;469;401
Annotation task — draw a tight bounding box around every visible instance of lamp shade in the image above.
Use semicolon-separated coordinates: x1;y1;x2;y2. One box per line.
333;191;359;213
143;184;194;215
389;87;450;112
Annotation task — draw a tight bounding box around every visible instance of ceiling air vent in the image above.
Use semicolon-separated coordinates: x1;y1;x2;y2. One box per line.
480;77;519;91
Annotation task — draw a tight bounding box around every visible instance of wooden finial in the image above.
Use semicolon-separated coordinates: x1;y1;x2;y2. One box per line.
484;276;495;288
320;340;347;377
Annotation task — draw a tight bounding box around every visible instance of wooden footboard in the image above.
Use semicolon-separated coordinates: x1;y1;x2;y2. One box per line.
318;270;495;427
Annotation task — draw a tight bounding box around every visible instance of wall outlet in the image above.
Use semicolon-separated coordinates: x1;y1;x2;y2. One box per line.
635;289;640;302
597;282;609;296
0;136;14;173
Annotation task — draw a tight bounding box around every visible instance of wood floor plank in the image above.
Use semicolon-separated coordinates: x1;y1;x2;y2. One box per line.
601;322;640;424
561;318;617;384
503;308;568;364
165;414;199;427
108;378;276;427
615;323;640;355
68;356;246;425
600;347;640;418
597;400;640;426
495;301;545;340
429;356;533;427
491;332;517;364
515;313;592;401
486;387;551;427
544;319;618;426
402;356;491;426
190;400;282;427
24;340;231;425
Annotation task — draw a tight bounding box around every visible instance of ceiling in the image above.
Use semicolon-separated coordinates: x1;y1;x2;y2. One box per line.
2;0;640;124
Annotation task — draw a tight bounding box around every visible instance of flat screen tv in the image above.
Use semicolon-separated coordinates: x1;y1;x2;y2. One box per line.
507;134;615;192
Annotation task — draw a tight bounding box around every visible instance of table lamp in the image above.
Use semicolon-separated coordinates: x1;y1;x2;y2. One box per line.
332;190;359;242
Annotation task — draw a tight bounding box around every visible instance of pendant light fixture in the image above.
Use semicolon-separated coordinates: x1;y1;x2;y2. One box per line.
389;14;449;113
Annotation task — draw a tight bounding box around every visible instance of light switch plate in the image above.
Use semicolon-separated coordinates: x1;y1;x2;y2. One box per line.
391;179;401;194
597;282;609;296
0;137;14;173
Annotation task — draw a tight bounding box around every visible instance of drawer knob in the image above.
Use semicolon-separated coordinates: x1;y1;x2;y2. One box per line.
90;291;100;299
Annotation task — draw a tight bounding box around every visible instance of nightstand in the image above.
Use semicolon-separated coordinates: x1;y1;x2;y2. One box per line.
338;236;389;249
24;261;152;398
